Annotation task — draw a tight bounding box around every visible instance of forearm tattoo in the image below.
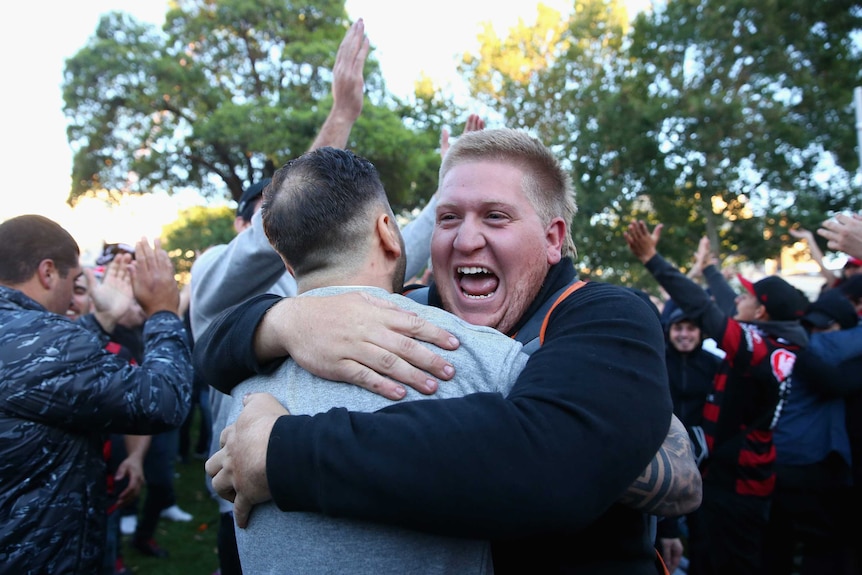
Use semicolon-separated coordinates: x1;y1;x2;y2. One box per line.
618;415;703;517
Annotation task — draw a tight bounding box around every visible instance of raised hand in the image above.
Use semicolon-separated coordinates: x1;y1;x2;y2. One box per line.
308;19;371;151
817;213;862;260
624;220;663;263
789;227;815;243
331;18;370;124
89;253;135;332
688;235;718;279
129;237;180;317
441;113;486;159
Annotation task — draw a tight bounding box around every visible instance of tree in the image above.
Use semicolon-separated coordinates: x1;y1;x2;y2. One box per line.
459;0;862;287
460;0;686;286
628;0;862;262
161;204;236;281
62;0;447;211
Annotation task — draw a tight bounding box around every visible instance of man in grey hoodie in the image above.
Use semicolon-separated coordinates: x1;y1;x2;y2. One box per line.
188;19;438;574
228;146;528;574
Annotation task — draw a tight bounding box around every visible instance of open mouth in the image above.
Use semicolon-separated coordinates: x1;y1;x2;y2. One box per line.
457;266;498;299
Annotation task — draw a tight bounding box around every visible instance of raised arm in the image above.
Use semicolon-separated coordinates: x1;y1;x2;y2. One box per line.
190;23;373;337
625;221;730;342
401;114;487;280
194;291;459;399
307;19;369;151
694;236;737;315
686;236;711;282
818;212;862;260
88;254;135;334
790;226;840;288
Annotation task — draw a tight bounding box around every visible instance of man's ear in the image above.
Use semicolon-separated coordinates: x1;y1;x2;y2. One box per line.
754;304;769;322
37;259;57;290
376;214;403;259
234;216;250;234
545;218;566;265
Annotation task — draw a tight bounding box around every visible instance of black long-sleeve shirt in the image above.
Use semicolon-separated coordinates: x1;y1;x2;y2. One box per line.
195;260;673;574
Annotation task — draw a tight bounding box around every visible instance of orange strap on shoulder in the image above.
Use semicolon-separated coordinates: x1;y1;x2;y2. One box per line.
654;549;671;575
538;280;586;345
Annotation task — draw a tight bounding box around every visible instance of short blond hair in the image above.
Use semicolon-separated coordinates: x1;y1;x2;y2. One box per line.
440;128;577;257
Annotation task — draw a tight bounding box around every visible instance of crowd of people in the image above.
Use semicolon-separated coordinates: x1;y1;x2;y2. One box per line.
3;15;862;575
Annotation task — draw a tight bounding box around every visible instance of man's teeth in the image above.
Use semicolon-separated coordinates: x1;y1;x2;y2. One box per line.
457;266;490;274
457;266;495;298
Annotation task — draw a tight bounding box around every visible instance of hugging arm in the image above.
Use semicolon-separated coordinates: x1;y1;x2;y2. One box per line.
194;292;459;398
619;413;701;516
253;286;671;538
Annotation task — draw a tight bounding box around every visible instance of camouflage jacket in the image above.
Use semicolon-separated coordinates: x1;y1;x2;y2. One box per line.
0;286;192;575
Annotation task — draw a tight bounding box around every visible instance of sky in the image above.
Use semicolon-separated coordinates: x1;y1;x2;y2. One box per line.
0;0;646;260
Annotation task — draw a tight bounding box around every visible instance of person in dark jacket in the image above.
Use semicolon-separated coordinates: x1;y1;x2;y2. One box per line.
0;215;192;575
201;128;685;574
626;222;811;575
664;306;722;433
656;304;722;571
764;289;862;574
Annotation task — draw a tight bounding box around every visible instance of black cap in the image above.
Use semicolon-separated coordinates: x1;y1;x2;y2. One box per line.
237;178;271;222
737;274;809;322
840;274;862;301
667;306;696;326
95;242;135;266
802;289;858;330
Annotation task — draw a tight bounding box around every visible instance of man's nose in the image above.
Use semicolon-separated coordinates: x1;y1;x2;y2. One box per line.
453;218;486;252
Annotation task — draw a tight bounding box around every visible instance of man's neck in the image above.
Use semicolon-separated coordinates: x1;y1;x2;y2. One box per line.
1;279;51;311
296;272;394;295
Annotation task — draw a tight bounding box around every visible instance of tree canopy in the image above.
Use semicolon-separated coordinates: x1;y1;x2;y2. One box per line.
160;204;237;281
460;0;862;287
63;0;457;211
67;0;862;288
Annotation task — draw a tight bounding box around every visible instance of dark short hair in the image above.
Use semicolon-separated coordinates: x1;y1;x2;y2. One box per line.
0;215;80;284
262;147;391;278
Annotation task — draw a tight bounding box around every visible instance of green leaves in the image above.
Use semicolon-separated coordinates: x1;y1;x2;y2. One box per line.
62;0;443;211
460;0;862;284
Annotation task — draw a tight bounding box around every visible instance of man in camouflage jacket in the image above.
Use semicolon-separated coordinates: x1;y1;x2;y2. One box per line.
0;215;192;575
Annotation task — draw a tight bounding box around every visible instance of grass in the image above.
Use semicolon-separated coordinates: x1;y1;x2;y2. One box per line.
121;421;222;574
